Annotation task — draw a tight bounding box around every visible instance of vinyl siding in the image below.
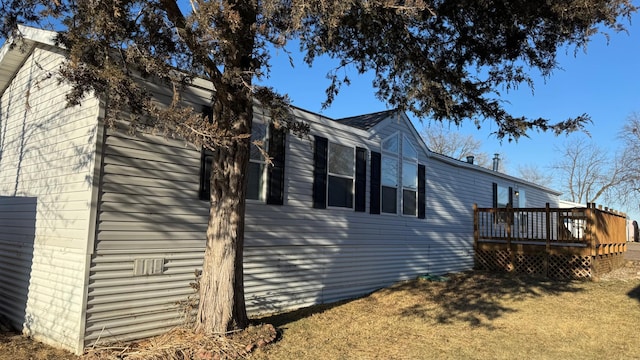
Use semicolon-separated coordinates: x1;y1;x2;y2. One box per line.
86;129;207;346
0;46;99;353
369;116;475;273
86;107;560;347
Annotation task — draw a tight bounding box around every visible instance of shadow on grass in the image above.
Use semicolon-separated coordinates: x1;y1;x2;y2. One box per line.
380;271;586;329
629;285;640;302
255;271;587;331
254;297;361;328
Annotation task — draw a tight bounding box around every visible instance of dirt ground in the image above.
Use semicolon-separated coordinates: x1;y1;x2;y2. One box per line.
0;332;79;360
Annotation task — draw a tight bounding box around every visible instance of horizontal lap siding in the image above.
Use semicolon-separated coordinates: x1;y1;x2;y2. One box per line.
88;111;439;346
423;150;559;275
0;46;99;352
88;108;558;347
243;114;440;313
91;105;210;330
87;130;208;346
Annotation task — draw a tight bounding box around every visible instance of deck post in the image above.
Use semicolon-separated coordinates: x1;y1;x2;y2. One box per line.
507;204;515;271
473;203;478;253
544;203;551;276
545;203;551;252
587;203;596;257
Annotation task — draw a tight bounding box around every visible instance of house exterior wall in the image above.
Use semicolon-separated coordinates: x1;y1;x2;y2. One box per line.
366;116;474;273
85;128;208;346
0;30;565;353
424;154;560;265
87;104;561;348
0;46;100;352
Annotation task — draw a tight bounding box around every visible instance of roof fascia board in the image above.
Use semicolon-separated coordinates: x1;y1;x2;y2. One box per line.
0;26;58;95
365;111;431;156
429;151;562;195
398;112;431;155
17;25;58;47
287;105;373;139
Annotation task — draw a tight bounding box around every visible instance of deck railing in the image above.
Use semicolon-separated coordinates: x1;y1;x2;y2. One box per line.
473;203;627;278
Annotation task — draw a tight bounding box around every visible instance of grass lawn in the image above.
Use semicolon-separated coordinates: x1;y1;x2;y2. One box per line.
1;270;639;359
249;271;640;360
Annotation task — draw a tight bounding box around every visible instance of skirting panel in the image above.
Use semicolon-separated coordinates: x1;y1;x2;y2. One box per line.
475;249;602;279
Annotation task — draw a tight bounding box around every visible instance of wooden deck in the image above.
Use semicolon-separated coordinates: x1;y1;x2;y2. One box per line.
473;203;628;279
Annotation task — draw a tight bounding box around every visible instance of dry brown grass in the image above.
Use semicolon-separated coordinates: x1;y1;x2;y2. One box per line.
0;332;79;360
250;271;640;360
1;270;639;359
84;324;276;359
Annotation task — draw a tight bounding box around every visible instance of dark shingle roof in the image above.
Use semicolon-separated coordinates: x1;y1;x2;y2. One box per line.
334;109;397;130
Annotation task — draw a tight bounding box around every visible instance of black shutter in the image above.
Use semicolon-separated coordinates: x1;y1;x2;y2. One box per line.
355;147;367;212
313;136;328;209
202;105;213;123
266;124;286;205
508;186;513;207
418;164;426;219
492;182;498;208
370;151;381;214
198;105;214;200
199;149;213;200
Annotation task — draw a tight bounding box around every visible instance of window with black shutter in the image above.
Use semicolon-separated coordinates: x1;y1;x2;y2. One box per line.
199;120;285;205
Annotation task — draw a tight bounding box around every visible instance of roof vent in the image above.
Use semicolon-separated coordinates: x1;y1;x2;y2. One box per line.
466;156;475;164
492;153;500;171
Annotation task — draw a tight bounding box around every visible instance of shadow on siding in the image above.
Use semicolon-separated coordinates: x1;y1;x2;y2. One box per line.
0;195;37;333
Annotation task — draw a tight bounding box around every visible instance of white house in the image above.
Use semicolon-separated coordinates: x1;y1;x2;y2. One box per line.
0;26;561;354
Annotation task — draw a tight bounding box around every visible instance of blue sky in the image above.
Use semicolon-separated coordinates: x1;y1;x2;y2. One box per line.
5;9;638;215
259;14;640;217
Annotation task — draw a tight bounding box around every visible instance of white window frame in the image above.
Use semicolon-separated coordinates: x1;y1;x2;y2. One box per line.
247;122;268;202
401;135;418;217
495;184;510;223
381;133;400;215
327;142;355;209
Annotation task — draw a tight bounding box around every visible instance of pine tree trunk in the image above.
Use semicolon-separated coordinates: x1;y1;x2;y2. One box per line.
194;0;256;335
195;106;252;334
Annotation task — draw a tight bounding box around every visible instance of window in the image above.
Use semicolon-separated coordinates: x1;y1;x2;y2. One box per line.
382;134;399;214
313;136;367;211
516;189;526;208
247;123;267;201
380;134;421;216
402;161;418;215
371;133;425;218
402;136;418;216
497;185;510;208
402;135;418;159
382;134;399;153
199;120;286;204
381;155;398;213
328;143;355;208
492;183;512;223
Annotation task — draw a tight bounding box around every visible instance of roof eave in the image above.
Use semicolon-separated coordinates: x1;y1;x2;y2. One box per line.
429;151;562;195
0;25;58;96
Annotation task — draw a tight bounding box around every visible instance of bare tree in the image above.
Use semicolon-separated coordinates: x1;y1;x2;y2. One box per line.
616;112;640;207
517;164;554;185
422;126;490;167
551;137;624;204
1;0;635;335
